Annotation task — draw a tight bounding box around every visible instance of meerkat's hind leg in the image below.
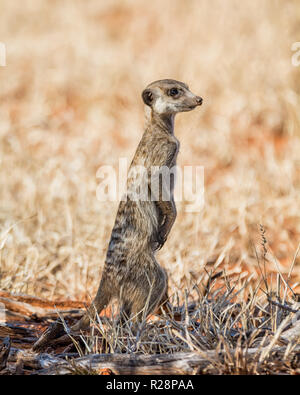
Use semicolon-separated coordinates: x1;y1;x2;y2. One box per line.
128;260;168;322
115;301;133;327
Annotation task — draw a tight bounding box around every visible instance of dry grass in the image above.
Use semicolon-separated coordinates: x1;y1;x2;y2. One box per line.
0;1;299;317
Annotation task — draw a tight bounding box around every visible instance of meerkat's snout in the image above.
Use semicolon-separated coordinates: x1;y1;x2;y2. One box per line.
195;96;203;106
185;95;203;110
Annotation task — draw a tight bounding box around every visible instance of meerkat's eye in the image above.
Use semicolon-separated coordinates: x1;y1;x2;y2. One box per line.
168;88;180;97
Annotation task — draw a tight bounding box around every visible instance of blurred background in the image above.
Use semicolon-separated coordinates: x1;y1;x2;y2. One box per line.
0;0;299;300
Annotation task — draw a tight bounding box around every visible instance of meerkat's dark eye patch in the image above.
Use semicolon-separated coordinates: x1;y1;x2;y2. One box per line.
168;87;180;97
142;89;154;106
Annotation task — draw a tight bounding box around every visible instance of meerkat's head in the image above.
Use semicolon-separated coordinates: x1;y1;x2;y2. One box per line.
142;79;203;116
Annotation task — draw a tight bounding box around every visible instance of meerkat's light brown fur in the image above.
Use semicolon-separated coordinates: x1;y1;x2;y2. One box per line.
33;79;202;350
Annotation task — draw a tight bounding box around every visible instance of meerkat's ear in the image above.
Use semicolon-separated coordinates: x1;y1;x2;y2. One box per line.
142;89;154;106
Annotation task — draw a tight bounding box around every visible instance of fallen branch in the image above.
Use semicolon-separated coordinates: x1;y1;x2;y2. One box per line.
23;345;300;375
0;291;85;310
281;319;300;343
0;296;83;319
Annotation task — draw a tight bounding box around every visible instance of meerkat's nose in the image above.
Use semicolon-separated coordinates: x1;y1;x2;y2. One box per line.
195;96;203;105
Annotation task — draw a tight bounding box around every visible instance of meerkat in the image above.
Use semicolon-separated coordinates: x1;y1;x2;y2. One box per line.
33;79;202;350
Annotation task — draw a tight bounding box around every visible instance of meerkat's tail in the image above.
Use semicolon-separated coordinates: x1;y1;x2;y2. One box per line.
71;290;111;331
71;271;113;331
32;277;112;351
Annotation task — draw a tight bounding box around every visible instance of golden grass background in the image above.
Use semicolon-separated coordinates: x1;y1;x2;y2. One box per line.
0;0;299;301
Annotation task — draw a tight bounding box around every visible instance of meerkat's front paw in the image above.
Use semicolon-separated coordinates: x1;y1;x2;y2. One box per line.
157;229;167;249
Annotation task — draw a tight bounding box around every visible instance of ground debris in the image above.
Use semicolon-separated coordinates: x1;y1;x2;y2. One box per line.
0;289;299;375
